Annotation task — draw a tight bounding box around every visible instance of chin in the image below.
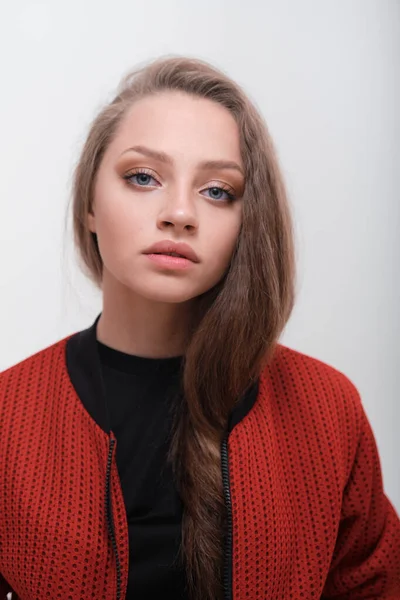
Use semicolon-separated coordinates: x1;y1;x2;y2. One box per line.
142;290;198;304
116;269;221;304
126;281;202;305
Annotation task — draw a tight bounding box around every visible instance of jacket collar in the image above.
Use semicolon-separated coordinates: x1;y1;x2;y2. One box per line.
65;313;259;435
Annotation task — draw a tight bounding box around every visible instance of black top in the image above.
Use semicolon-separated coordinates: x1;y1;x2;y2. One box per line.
97;340;188;599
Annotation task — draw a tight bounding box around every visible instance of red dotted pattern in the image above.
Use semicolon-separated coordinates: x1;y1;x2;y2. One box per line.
0;338;129;599
0;339;399;599
228;345;400;598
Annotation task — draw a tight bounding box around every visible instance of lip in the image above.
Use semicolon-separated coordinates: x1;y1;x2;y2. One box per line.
145;253;194;270
143;240;200;263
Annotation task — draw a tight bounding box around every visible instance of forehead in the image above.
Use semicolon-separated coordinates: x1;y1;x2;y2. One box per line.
109;91;243;165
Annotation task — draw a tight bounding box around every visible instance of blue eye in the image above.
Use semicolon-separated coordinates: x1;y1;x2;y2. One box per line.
125;171;158;186
123;171;236;203
202;186;236;203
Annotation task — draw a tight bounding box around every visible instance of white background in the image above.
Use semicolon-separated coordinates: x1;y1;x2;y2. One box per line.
0;0;399;511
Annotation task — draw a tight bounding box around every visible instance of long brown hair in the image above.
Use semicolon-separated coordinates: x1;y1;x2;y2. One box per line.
70;55;297;600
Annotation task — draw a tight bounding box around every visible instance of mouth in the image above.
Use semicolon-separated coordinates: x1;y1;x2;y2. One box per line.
143;240;200;263
152;251;187;258
144;253;195;270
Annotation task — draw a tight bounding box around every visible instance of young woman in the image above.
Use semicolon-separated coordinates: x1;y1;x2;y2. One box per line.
0;56;399;600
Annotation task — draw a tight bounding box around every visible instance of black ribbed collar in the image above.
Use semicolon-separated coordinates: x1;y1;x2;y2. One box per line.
65;313;259;435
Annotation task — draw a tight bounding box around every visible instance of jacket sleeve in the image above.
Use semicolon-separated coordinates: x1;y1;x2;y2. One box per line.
322;393;400;598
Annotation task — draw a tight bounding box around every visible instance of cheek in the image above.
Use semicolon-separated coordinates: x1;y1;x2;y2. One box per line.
94;201;138;264
205;217;242;272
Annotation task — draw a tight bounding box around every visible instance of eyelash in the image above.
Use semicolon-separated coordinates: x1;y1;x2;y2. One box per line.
122;168;237;203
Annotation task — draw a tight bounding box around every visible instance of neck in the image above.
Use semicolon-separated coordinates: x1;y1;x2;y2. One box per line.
96;274;195;358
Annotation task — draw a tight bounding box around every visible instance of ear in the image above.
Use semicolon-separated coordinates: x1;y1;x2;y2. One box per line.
87;210;96;233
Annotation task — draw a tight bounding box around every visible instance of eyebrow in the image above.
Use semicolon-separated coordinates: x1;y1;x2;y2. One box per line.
120;145;244;176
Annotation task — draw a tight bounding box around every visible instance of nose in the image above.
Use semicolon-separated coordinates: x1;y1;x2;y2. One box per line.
156;187;199;233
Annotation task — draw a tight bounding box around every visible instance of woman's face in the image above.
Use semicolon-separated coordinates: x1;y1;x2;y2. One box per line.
88;91;245;304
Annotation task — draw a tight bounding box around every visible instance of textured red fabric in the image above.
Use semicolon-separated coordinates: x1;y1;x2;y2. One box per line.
0;337;399;599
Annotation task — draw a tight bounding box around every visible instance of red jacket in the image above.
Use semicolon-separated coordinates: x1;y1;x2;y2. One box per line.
1;316;399;599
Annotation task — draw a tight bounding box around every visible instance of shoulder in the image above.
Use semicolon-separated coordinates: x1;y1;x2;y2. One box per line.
258;343;365;476
270;342;361;392
265;342;363;417
0;334;72;404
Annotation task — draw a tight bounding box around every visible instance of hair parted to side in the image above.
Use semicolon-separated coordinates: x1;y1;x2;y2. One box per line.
71;55;297;600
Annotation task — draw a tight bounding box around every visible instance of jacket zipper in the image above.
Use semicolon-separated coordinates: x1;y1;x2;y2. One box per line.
106;433;231;600
106;436;122;600
221;430;233;600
